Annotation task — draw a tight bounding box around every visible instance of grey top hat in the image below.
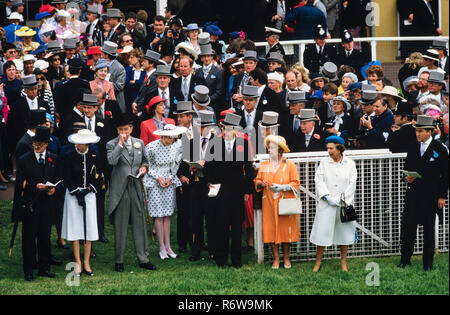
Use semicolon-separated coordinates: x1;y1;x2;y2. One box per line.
156;64;171;76
198;110;216;126
101;41;118;57
258;111;280;128
174;101;194;115
198;32;210;46
414;115;435;129
79;93;100;106
22;75;38;88
191;85;211;106
106;8;121;19
321;62;338;81
299;109;318;122
431;39;448;51
242;85;259;98
360;90;378;104
87;4;100;15
199;44;214;56
63;38;77;49
427;71;446;85
330;96;351;112
51;0;68;4
243;50;258;61
11;0;24;7
361;83;377;92
47;41;63;52
221;112;242;127
267;52;284;64
288;91;307;104
143;49;161;63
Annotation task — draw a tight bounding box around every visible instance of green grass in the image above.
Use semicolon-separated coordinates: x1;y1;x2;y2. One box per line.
0;199;448;295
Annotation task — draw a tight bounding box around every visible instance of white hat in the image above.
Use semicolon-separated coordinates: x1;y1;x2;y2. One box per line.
34;60;50;71
342;72;358;83
267;72;284;84
56;30;79;40
8;12;24;22
23;54;36;62
118;45;133;54
175;42;198;60
153;124;187;137
68;129;100;144
56;10;70;18
13;59;24;71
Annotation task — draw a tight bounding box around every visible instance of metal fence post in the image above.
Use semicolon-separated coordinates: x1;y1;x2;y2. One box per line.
371;40;377;61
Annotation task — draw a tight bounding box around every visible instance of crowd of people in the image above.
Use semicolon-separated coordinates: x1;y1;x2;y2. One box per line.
0;0;448;282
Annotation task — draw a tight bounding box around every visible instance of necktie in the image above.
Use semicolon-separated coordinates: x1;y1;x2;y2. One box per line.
319;46;323;56
88;119;92;131
161;90;167;104
246;113;252;127
182;77;189;101
144;73;148;83
39;153;44;165
293;117;300;132
202;137;207;149
305;134;311;147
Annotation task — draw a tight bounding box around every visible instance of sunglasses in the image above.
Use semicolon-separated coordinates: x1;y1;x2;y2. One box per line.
124;39;133;43
37;77;45;81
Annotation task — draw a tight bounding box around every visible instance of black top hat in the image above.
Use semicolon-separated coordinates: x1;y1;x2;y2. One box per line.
32;126;51;143
115;113;134;128
29;109;47;128
314;25;327;39
67;58;84;69
393;101;413;116
70;121;87;133
341;29;353;43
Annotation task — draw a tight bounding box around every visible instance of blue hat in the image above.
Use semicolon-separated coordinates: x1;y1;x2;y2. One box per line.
46;113;54;124
348;82;362;91
205;24;222;36
95;59;109;70
31;44;48;55
228;31;240;39
361;60;381;79
310;90;323;101
186;23;199;31
35;11;52;20
325;135;345;145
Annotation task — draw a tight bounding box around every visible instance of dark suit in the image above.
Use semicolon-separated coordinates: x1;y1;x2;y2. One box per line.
203;135;255;267
7;98;50;154
13;151;61;276
401;139;449;269
324;113;353;141
107;24;126;44
336;47;365;80
266;42;286;58
53;77;91;122
86;20;104;47
279;114;301;151
195;65;225;117
15;132;34;162
303;43;337;74
257;87;283;113
293;127;326;152
171;73;207;104
387;123;417;153
361;110;394;149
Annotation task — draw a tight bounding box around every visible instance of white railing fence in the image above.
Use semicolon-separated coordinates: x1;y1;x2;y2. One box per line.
253;149;449;264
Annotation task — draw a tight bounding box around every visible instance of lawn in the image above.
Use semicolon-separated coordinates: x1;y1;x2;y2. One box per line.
0;199;448;295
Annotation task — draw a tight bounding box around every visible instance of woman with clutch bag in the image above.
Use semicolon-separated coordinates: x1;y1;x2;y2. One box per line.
310;136;357;272
254;135;300;269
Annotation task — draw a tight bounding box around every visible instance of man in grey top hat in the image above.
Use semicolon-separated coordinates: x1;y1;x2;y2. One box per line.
86;3;103;47
420;71;446;111
195;44;224;117
280;90;308;150
106;8;125;43
238;85;263;133
101;41;126;113
231;50;259;105
191;85;216;121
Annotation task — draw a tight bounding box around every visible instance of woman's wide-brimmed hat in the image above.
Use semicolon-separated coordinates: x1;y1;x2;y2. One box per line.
176;42;198;60
330;96;352;112
154;124;187;137
15;26;36;37
380;86;406;101
265;135;290;153
68;129;100;144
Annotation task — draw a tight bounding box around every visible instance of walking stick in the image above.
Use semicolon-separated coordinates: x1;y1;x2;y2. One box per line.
139;177;154;241
9;179;27;257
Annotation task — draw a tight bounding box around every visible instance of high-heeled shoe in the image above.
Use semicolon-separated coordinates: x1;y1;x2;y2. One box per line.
83;269;94;276
159;251;169;260
167;251;178;259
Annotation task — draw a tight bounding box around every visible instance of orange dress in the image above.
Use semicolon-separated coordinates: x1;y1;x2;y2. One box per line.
254;158;300;244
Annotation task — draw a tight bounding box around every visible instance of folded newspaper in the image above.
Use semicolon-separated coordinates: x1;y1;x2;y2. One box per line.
128;170;145;179
208;184;221;197
401;170;422;179
45;180;63;188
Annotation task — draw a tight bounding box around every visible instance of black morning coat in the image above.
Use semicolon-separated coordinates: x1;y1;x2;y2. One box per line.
292;126;326;153
404;138;449;224
12;151;61;222
63;148;101;195
303;43;337;74
386;123;417;153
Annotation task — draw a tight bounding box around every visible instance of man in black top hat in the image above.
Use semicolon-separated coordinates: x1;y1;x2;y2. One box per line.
303;24;337;74
13;126;62;281
387;101;416;153
15;109;48;161
336;30;365;80
399;115;448;271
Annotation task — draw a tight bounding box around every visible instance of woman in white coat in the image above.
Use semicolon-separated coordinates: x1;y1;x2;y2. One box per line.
310;135;357;272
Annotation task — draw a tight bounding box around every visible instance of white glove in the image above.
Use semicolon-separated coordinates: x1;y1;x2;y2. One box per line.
327;196;340;207
278;184;292;192
270;184;283;192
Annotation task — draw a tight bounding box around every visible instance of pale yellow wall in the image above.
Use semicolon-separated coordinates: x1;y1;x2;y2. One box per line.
373;0;449;63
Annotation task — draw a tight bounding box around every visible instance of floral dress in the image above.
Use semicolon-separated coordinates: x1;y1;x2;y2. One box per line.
143;139;182;217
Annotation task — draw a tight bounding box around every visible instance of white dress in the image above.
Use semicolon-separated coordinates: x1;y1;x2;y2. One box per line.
143;139;182;217
309;156;357;246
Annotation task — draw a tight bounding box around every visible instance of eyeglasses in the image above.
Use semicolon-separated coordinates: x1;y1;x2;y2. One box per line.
37;77;45;81
124;39;133;43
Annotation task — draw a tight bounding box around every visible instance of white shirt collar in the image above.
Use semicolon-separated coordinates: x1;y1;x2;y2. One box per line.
27;130;35;137
35;150;46;163
421;136;433;148
26;97;38;109
85;115;96;130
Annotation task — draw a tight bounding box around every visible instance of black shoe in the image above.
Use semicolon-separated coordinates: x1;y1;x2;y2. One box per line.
98;237;109;243
179;246;187;254
115;263;124;272
397;261;411;269
139;262;157;271
83;269;94;276
424;265;433;271
38;269;56;278
189;255;201;262
50;256;63;266
217;264;228;269
24;273;34;282
232;263;242;269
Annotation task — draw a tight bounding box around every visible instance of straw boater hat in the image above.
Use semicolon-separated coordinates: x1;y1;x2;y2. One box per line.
154;124;187;137
380;86;406;101
68;129;100;144
264;135;290;153
413;115;435;129
330;96;352;112
258;111;280;128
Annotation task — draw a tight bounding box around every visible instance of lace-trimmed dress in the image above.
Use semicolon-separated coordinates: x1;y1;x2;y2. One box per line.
143;139;182;217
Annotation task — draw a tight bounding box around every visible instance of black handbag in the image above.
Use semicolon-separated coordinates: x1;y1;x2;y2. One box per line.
339;193;357;223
